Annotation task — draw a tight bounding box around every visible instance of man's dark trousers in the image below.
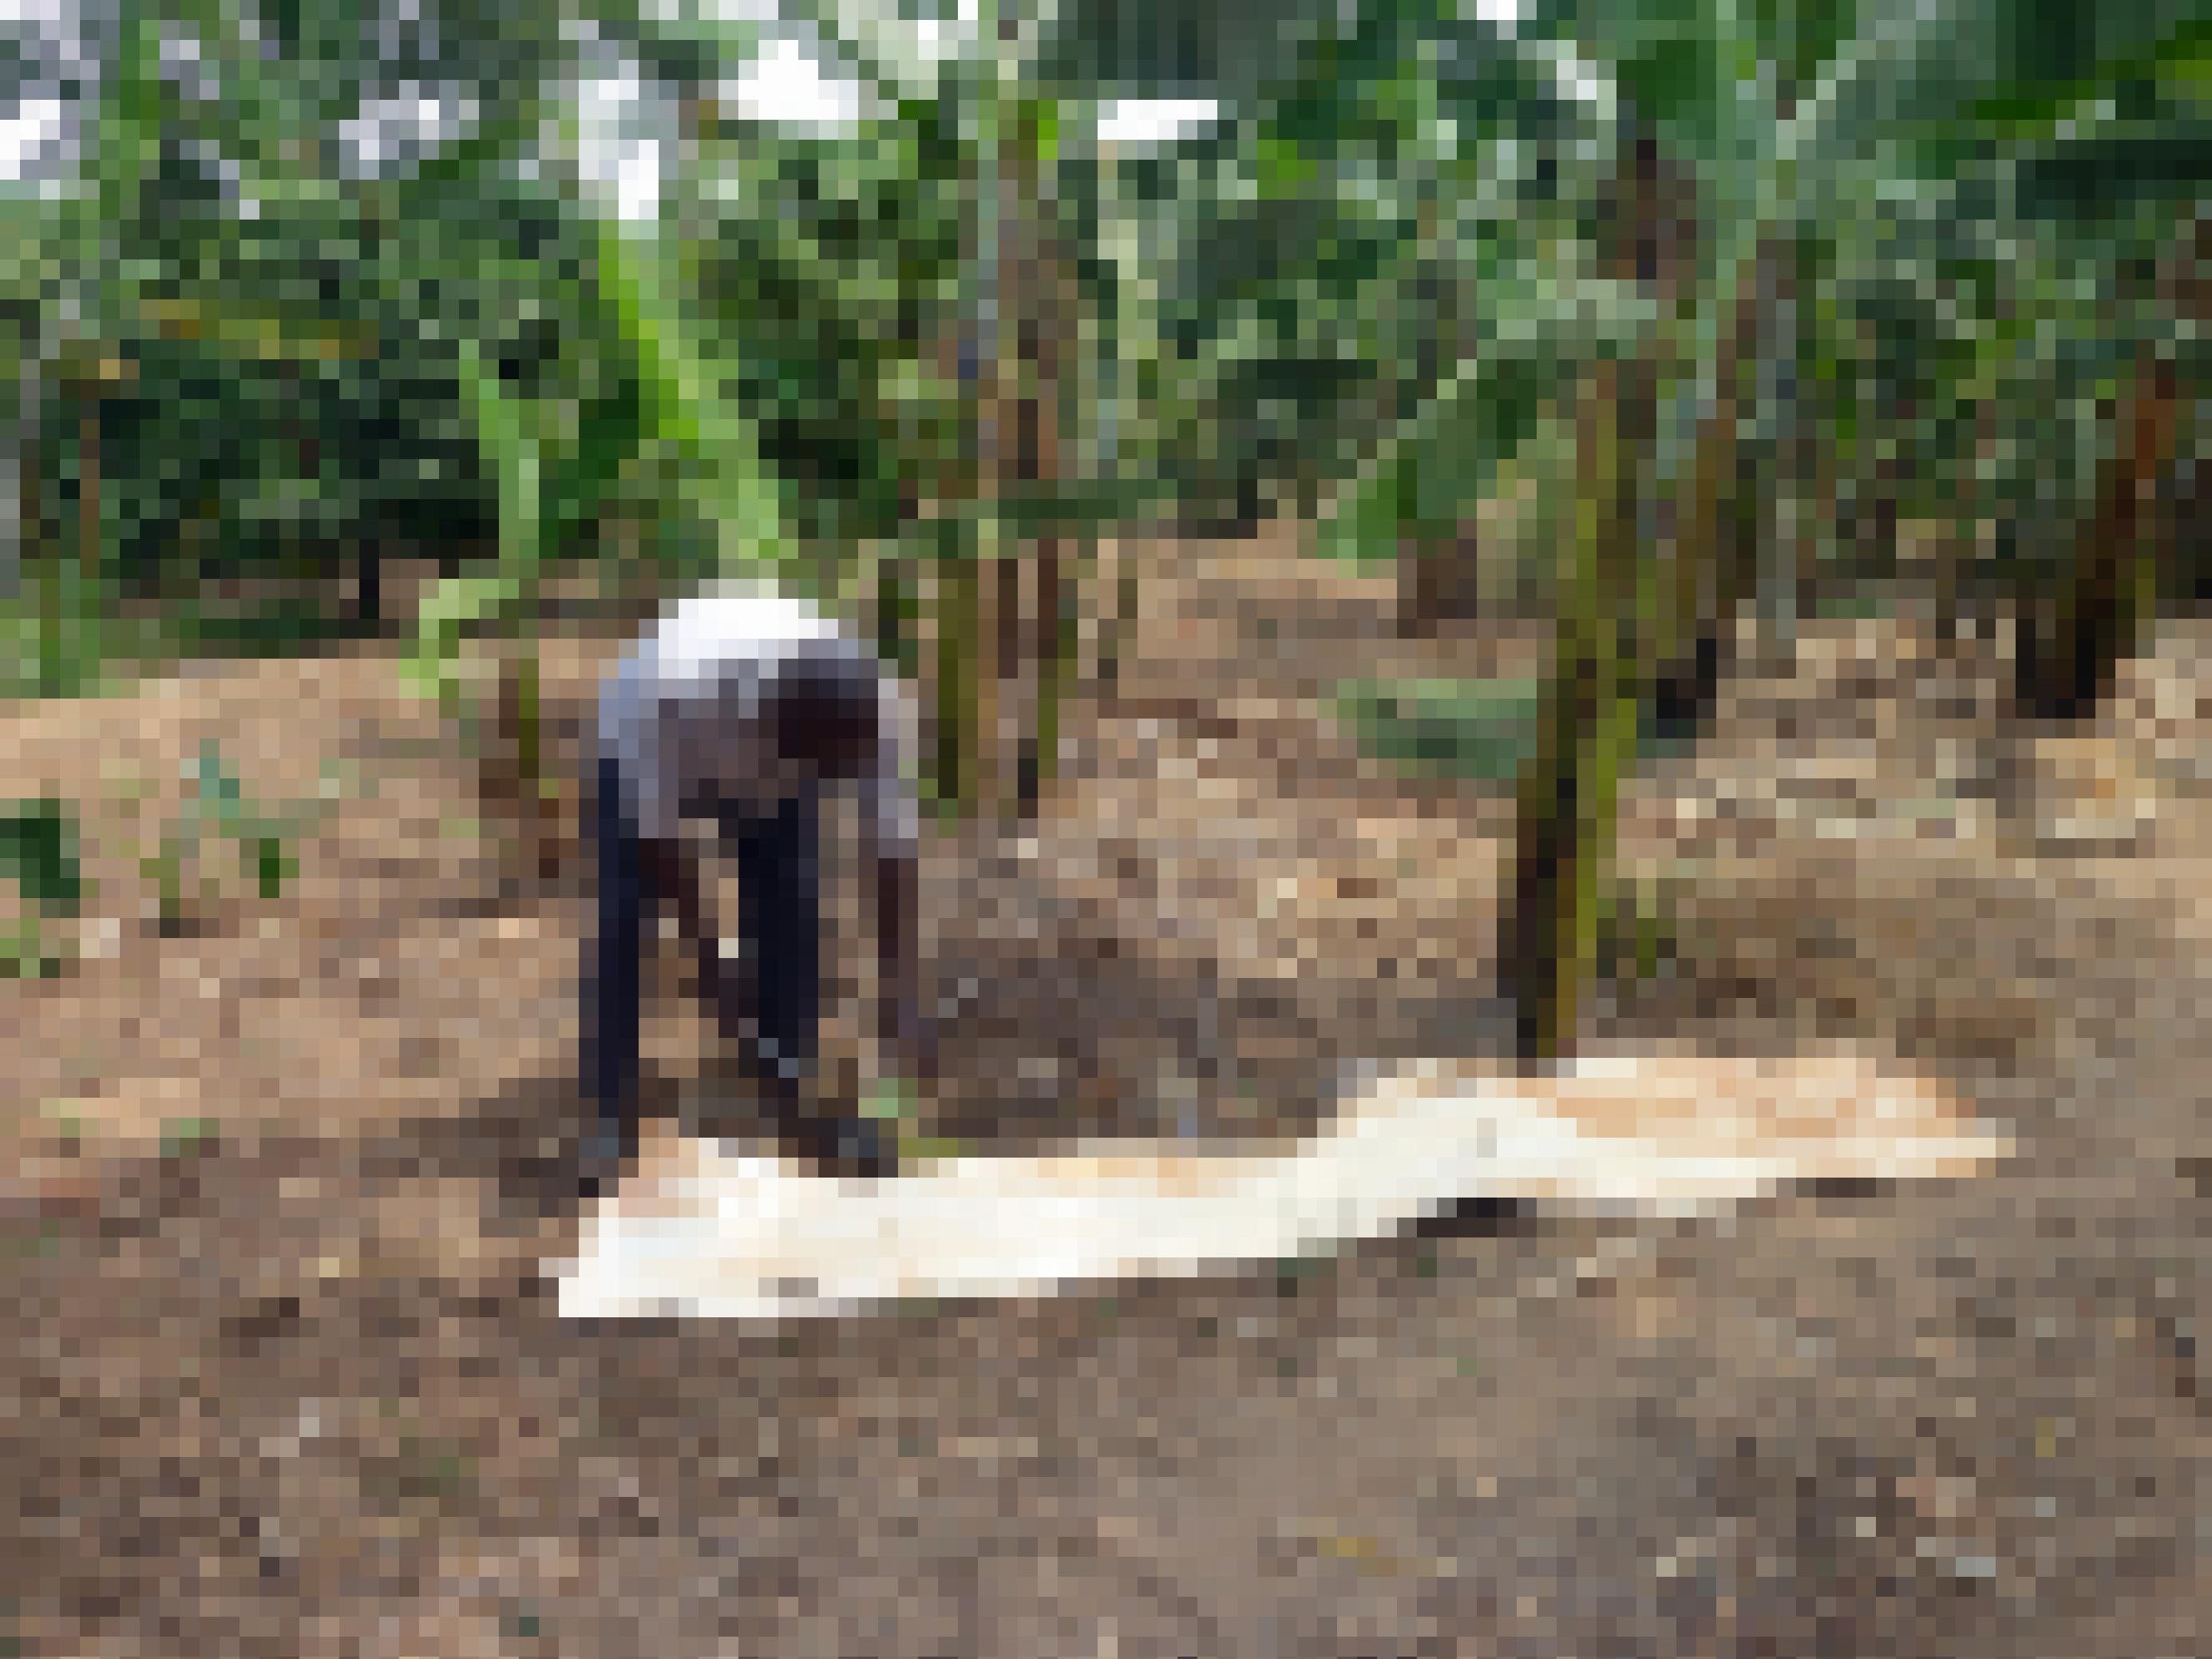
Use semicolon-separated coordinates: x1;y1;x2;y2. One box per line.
582;754;823;1164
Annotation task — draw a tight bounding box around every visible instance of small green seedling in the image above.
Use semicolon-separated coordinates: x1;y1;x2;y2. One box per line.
0;798;83;915
150;742;323;928
898;1133;973;1165
2;798;84;978
160;1116;218;1158
40;1100;85;1150
247;831;296;901
142;837;192;935
863;1075;917;1123
1597;869;1684;989
0;921;68;980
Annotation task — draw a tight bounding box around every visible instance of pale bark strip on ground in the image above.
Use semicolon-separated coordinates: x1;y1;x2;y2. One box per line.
559;1049;2008;1320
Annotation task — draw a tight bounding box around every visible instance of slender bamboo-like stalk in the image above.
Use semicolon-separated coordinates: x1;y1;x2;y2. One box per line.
936;35;1011;823
930;554;979;818
77;401;97;592
1025;535;1070;813
352;533;380;632
1766;240;1806;664
971;543;1005;815
26;405;64;695
1015;141;1074;817
873;551;917;681
69;382;105;686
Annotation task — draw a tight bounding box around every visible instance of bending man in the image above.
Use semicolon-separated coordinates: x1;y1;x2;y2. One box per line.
581;584;924;1194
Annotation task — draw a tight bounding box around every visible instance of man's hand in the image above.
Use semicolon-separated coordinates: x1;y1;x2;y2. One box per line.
902;1000;937;1092
891;998;939;1088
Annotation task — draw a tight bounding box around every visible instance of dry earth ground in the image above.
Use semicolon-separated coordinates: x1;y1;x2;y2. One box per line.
2;529;2208;1657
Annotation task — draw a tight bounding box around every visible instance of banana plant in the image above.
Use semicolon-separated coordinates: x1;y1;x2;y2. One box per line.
402;335;546;711
585;214;788;583
1282;0;2209;1058
1992;72;2210;718
1171;2;1585;588
4;6;172;692
10;5;481;668
746;1;1102;819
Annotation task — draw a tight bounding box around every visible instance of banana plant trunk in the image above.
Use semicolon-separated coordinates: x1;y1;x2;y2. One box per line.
1404;517;1483;639
932;552;981;819
77;401;97;588
354;533;380;632
926;57;1007;822
486;640;564;881
2;345;27;612
1502;354;1649;1062
2015;346;2181;723
69;385;105;686
1763;241;1806;666
1027;533;1071;812
19;366;62;695
934;74;1074;824
1401;196;1480;638
1502;111;1685;1063
1648;235;1781;742
1015;150;1075;818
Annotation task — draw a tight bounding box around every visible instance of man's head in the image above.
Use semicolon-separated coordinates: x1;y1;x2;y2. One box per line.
765;658;882;782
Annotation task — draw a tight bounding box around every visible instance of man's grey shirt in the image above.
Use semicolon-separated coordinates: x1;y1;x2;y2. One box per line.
595;586;920;857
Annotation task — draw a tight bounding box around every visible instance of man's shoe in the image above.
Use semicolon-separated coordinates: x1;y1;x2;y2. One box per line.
802;1115;899;1182
577;1123;638;1202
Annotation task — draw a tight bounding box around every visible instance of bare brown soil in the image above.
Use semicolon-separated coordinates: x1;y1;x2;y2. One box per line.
3;529;2208;1658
